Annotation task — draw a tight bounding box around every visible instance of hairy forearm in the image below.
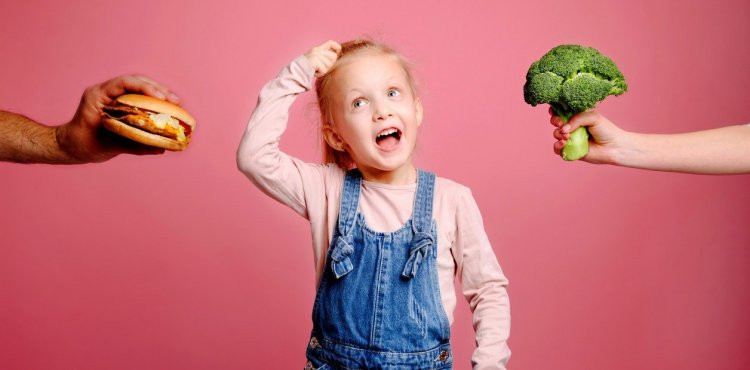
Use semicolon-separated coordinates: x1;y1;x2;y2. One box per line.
0;110;75;164
615;124;750;174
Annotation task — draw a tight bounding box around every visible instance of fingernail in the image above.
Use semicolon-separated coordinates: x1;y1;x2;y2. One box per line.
154;91;166;99
562;125;570;133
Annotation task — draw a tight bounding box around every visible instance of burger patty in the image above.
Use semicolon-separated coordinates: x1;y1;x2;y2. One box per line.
102;104;188;141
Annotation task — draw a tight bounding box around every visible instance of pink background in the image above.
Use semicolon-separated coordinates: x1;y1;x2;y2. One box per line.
2;0;749;369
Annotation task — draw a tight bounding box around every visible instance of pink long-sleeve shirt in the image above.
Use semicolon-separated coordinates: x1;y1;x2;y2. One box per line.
237;55;511;369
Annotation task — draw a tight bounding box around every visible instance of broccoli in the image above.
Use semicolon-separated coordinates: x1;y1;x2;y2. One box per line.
524;45;628;161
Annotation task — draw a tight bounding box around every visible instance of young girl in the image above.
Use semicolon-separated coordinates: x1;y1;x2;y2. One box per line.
237;39;510;369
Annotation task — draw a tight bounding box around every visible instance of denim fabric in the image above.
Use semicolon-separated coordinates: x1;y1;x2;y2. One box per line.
307;169;452;370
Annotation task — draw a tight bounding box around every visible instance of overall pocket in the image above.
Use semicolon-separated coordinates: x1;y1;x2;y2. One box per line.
304;358;330;370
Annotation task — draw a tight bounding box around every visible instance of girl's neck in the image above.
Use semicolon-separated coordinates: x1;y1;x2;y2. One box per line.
358;163;417;185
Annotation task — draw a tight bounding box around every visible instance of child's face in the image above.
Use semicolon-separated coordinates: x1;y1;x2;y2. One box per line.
327;51;423;182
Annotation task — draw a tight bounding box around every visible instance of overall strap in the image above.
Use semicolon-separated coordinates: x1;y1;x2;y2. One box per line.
337;169;363;236
330;169;363;279
402;169;437;278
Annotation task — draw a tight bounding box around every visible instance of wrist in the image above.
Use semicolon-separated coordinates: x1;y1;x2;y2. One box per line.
54;123;87;164
293;55;317;90
608;130;642;168
297;55;316;76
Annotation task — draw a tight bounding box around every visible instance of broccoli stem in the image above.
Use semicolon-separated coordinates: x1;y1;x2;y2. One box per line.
559;112;574;123
562;126;589;161
551;104;589;161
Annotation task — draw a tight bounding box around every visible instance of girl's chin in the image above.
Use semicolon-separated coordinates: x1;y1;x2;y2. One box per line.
364;160;415;174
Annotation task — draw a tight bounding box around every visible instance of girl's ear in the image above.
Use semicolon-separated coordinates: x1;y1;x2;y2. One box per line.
322;124;346;152
415;97;423;127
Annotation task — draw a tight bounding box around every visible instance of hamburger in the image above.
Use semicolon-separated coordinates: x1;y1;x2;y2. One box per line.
102;94;196;151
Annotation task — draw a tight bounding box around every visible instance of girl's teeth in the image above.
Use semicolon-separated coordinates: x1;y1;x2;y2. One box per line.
378;129;397;138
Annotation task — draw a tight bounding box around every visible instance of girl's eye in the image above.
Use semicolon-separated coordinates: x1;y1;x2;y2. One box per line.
387;89;400;97
352;99;366;108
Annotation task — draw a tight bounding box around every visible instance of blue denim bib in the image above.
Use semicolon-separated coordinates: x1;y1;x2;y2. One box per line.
305;169;452;370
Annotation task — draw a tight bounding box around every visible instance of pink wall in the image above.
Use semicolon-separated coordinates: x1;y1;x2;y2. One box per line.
2;0;749;369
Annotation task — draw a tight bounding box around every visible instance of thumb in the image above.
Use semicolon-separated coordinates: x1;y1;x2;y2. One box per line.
564;110;600;134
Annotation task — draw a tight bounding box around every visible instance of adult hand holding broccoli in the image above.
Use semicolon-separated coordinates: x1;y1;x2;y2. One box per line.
524;45;627;161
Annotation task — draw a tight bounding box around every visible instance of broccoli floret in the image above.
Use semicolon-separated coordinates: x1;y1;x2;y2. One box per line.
524;44;628;161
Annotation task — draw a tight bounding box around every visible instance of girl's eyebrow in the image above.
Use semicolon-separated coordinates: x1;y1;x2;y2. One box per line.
343;88;365;102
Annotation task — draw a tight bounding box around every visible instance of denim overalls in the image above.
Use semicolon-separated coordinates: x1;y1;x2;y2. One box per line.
305;169;452;370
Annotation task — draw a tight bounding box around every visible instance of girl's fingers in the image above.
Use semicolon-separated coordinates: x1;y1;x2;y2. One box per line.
306;40;341;77
323;40;342;54
314;40;341;55
322;50;338;64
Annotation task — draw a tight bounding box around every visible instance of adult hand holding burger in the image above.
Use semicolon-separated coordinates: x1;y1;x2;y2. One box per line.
1;74;191;164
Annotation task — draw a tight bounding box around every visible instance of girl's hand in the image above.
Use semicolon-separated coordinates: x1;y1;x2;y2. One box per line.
550;109;626;165
304;40;342;77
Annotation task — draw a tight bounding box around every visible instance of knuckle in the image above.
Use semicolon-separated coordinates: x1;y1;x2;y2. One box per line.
85;85;102;98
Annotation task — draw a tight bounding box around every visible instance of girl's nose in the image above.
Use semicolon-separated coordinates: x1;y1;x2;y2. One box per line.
372;103;393;122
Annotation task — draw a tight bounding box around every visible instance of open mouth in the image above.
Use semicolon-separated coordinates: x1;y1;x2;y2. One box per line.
375;128;402;151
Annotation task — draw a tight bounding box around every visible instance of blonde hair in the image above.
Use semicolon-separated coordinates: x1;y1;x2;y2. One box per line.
315;39;417;169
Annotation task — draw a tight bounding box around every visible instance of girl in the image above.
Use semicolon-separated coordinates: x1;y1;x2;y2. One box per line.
237;39;510;370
